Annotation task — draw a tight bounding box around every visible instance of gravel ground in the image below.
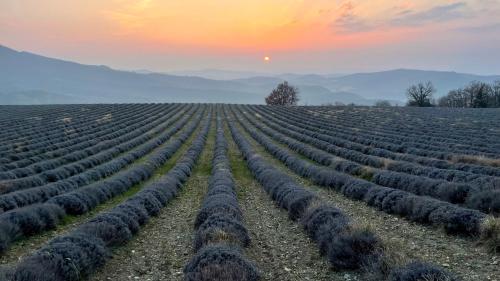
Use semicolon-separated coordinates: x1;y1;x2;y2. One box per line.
226;123;361;281
87;176;209;281
88;120;215;281
232;119;499;281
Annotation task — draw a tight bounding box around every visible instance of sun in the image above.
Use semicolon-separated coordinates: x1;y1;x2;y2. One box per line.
264;56;270;62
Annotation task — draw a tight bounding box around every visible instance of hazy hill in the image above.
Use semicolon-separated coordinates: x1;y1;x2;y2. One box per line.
168;69;271;80
167;68;500;103
326;69;500;101
0;45;257;104
0;45;370;105
1;44;498;105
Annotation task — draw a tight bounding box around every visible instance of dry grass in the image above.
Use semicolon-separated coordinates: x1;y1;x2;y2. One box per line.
363;239;411;281
198;263;255;281
479;216;500;254
451;154;500;167
420;274;456;281
95;113;112;124
203;229;242;248
302;198;325;215
360;167;374;181
381;158;395;169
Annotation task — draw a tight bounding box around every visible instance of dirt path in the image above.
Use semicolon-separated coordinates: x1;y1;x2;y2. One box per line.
86;120;215;281
225;122;358;281
87;176;209;281
231;118;499;281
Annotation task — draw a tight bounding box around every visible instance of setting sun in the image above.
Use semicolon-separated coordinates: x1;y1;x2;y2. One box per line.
2;0;499;73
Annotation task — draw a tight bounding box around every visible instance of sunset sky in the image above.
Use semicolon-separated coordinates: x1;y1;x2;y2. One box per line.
1;0;500;74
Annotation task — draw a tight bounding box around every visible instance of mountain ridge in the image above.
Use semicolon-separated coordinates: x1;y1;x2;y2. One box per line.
1;44;498;105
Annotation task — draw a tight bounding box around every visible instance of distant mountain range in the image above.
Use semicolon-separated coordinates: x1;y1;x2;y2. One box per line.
1;44;499;105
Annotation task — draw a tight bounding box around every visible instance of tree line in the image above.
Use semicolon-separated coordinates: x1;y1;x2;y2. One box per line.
263;80;500;108
438;81;500;108
407;80;500;108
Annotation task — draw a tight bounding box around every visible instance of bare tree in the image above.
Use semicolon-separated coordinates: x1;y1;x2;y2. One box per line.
438;80;500;108
375;100;391;107
265;81;299;106
463;81;493;108
438;89;467;108
406;81;435;107
490;80;500;107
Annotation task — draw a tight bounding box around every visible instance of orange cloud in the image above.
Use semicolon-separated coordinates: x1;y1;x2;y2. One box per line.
2;0;496;55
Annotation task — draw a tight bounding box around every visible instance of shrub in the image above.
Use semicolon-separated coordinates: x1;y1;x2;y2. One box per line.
466;190;500;215
428;205;486;235
327;229;381;270
184;245;260;281
194;214;250;251
479;217;500;254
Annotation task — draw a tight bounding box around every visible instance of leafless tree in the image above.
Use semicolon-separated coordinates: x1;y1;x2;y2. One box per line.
490;80;500;107
406;81;435;107
265;81;299;106
438;89;467;108
375;100;391;107
463;81;493;108
438;80;499;108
